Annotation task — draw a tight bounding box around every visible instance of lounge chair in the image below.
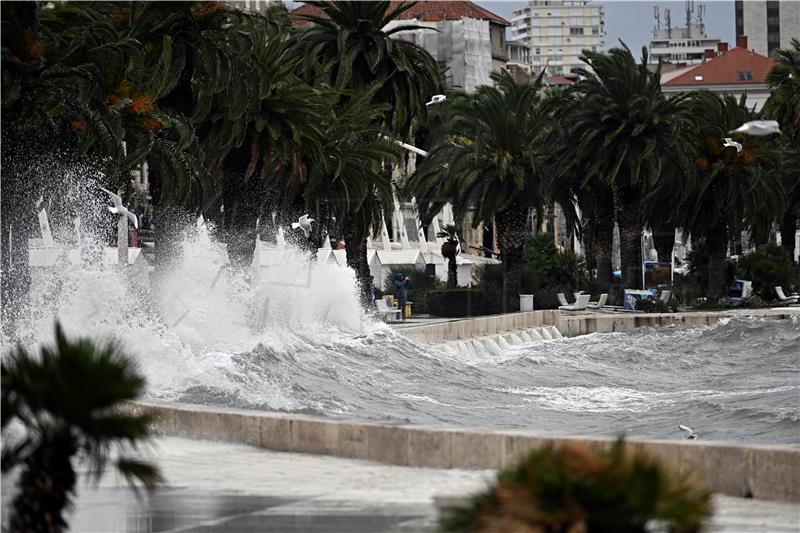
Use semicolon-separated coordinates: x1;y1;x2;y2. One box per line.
659;290;672;303
559;293;591;311
375;299;402;321
557;293;569;307
775;286;799;304
587;293;608;309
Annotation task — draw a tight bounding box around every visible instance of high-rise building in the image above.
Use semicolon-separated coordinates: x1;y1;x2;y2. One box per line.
649;3;720;66
735;0;800;58
510;0;605;76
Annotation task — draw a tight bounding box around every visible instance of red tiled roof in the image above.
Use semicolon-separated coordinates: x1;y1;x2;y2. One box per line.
664;47;774;86
291;1;510;26
545;75;576;86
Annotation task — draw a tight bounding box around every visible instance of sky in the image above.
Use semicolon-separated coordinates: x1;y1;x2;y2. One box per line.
474;1;736;53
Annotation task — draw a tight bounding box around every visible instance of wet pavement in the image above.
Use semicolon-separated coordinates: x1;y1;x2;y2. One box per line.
2;437;798;532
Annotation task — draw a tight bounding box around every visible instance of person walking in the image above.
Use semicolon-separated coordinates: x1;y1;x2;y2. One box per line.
394;273;410;321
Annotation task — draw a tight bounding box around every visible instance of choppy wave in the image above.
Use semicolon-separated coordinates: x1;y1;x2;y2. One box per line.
5;225;800;445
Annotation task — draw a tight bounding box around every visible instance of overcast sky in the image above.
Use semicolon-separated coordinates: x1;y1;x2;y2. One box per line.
475;1;736;54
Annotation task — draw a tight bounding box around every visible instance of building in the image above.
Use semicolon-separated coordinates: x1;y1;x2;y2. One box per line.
735;0;800;58
662;36;774;111
291;1;509;92
649;3;720;66
505;40;533;84
227;0;275;14
510;0;605;76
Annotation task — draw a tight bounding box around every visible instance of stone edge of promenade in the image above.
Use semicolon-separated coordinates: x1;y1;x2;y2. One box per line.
397;308;799;342
129;400;800;503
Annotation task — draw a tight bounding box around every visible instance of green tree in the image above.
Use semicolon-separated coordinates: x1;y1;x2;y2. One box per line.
412;71;563;311
294;1;443;292
564;44;691;289
682;92;785;299
437;224;461;288
2;323;160;532
764;38;800;260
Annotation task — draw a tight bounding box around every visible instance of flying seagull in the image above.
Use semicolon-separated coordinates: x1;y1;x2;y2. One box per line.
723;137;742;153
292;214;315;238
678;424;698;440
425;94;446;106
729;120;781;136
99;186;138;229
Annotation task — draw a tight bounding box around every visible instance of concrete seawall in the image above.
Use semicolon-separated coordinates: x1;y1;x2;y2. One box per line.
400;308;799;342
132;401;800;502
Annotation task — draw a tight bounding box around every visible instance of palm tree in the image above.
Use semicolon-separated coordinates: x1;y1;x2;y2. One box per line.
2;323;160;532
682;92;785;299
294;1;443;286
437;224;461;287
764;38;800;259
411;70;562;311
564;44;691;289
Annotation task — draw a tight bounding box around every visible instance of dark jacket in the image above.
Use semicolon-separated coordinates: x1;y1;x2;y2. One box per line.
394;278;409;299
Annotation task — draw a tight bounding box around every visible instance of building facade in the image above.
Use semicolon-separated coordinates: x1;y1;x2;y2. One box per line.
735;0;800;58
510;0;605;76
649;23;721;65
662;36;774;111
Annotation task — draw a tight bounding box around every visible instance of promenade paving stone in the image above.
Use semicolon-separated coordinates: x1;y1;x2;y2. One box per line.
3;437;796;532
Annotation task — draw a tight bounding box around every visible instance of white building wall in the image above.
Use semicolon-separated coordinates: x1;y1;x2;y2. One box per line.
511;0;604;76
742;1;768;56
779;1;800;51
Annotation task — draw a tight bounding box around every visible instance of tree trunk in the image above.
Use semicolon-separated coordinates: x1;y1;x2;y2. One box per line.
495;203;530;313
10;436;77;533
780;206;797;262
448;257;458;287
706;225;730;300
593;200;614;288
651;223;675;265
616;187;643;290
343;227;370;303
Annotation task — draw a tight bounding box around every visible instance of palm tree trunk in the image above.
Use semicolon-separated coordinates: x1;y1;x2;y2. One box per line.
616;187;643;289
496;202;530;313
10;437;77;533
780;207;797;262
343;227;370;303
706;225;730;300
448;257;458;287
593;201;614;287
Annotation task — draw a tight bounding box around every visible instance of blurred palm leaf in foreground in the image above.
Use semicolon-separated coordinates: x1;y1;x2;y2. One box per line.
2;323;160;532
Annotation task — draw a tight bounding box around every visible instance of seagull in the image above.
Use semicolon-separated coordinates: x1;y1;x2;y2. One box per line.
291;214;314;238
729;120;781;136
723;137;742;153
99;186;138;229
679;424;698;440
425;94;446;106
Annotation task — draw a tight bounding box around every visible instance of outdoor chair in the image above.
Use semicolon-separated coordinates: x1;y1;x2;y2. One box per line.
587;293;608;309
559;294;591;311
557;293;569;306
659;290;672;303
375;299;402;321
775;286;799;304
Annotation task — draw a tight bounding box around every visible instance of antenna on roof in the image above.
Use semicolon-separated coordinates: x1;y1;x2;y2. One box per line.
653;6;661;36
685;0;694;29
664;8;672;39
696;3;705;31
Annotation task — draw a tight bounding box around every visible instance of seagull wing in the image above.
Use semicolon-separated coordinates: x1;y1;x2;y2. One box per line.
292;222;301;229
299;214;309;224
723;137;733;144
678;424;693;433
127;210;138;229
425;100;434;106
734;141;742;153
107;206;119;214
99;186;124;209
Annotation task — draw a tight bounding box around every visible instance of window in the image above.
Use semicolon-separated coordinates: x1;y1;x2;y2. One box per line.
737;71;753;80
570;27;584;35
592;45;597;52
592;26;599;35
535;47;541;54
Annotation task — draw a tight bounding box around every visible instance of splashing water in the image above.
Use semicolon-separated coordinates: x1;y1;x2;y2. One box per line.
4;207;799;445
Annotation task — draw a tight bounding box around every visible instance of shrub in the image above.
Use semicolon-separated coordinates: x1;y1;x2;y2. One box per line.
686;240;735;294
636;299;677;313
735;244;798;300
426;289;498;317
441;439;711;533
